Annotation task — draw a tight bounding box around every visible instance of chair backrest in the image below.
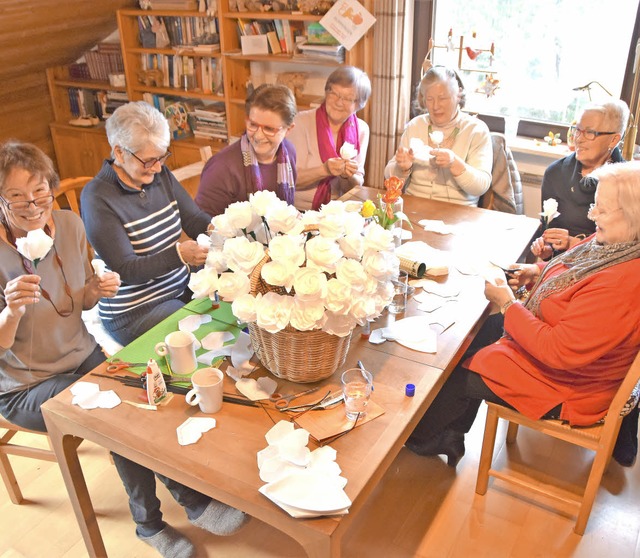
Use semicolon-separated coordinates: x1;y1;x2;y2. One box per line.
53;176;93;216
479;133;524;214
600;350;640;437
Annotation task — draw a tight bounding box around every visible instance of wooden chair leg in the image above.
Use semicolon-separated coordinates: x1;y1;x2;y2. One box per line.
476;405;500;495
506;422;519;443
0;450;24;504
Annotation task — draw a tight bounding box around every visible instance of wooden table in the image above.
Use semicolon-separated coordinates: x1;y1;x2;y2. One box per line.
42;192;539;557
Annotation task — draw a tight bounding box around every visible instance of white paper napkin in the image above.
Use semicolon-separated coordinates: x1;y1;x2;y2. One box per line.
176;417;217;446
71;382;121;410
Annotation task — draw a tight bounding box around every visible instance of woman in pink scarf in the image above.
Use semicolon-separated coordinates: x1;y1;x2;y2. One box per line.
288;66;371;211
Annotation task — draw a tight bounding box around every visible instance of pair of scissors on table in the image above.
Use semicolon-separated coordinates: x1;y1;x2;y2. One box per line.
106;358;148;374
284;391;345;413
269;386;320;410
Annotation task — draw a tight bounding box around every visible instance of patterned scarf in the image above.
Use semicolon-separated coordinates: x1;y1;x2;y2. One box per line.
525;236;640;317
241;133;295;205
312;103;360;210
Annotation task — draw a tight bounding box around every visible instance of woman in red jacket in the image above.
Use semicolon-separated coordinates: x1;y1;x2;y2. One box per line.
407;161;640;467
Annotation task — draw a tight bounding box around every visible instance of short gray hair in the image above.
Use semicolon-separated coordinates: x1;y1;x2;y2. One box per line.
324;66;371;111
581;99;630;136
105;101;170;157
590;160;640;241
416;66;466;113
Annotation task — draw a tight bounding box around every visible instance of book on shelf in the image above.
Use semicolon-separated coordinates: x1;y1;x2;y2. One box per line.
148;0;198;10
293;41;345;63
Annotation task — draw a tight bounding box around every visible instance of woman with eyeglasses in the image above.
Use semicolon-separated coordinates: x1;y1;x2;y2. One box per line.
385;65;492;206
0;140;120;427
531;100;629;260
195;84;297;216
407;161;640;467
81;101;211;346
287;66;371;211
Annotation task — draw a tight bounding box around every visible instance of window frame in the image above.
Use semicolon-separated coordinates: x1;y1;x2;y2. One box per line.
411;0;640;139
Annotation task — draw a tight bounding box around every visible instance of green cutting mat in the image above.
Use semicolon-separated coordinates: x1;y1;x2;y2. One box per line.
108;300;243;382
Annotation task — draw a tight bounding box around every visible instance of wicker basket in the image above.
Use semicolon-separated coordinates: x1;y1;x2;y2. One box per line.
247;254;352;383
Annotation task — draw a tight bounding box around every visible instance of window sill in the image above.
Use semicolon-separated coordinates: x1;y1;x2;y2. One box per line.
508;135;569;177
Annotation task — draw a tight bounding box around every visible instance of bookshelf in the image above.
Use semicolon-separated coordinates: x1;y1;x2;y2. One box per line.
47;1;373;179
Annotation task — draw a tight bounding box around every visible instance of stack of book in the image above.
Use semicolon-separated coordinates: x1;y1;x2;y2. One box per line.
84;42;124;82
293;41;345;63
190;103;227;140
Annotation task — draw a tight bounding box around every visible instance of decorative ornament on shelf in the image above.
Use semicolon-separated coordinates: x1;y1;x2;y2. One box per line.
539;198;560;230
475;74;500;98
544;131;562;146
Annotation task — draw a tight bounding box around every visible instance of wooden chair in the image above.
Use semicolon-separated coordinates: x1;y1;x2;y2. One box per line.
52;176;93;215
476;351;640;535
0;415;58;504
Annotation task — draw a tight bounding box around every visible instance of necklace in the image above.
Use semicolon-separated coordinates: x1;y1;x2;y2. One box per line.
1;218;75;318
428;124;460;149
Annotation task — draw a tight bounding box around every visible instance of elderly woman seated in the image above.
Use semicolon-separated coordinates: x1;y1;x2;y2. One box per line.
385;65;492;206
406;161;640;467
532;99;629;260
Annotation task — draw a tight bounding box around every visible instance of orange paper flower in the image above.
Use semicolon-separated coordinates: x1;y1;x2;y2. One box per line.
382;176;404;204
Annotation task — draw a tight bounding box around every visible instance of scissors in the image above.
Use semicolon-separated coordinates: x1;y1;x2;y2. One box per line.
285;391;345;413
269;386;320;410
106;358;148;374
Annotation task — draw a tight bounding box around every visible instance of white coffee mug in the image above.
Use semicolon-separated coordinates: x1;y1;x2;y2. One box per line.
185;367;224;414
155;331;198;375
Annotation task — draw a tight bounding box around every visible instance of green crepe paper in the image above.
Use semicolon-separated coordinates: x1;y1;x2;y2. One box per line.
108;300;244;386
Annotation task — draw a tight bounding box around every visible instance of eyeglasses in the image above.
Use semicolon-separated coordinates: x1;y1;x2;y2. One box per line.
0;194;54;211
570;125;618;141
124;148;172;169
245;120;285;137
588;203;623;221
326;89;358;106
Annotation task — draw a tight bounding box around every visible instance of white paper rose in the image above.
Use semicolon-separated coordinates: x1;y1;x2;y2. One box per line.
250;190;280;217
337;233;364;260
226;201;256;230
349;295;378;323
343;211;366;236
320;200;347;216
16;228;53;266
211;214;240;238
324;278;352;315
256;292;294;333
339;141;357;160
266;203;300;234
305;236;343;274
322;311;357;337
188;267;219;299
317;214;345;239
223;236;265;274
429;130;444;146
261;260;296;292
290;298;324;331
293;267;328;303
335;258;368;292
196;233;212;248
541;198;560;220
268;235;305;267
205;249;228;273
362;249;399;281
232;292;261;323
217;271;250;301
363;223;395;252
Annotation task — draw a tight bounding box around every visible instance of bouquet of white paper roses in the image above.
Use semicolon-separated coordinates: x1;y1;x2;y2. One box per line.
189;192;400;381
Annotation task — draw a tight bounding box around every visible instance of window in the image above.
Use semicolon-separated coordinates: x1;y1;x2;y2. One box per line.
426;0;639;128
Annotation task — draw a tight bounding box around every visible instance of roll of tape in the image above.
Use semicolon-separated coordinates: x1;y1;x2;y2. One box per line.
399;257;426;278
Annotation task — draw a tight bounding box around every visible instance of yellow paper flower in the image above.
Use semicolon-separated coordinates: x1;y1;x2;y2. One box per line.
361;200;376;218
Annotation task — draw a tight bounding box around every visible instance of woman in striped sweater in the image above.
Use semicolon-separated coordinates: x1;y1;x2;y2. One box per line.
81;101;211;346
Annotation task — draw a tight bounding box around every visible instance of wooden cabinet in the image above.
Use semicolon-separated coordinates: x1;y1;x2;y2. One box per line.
49;123;112;178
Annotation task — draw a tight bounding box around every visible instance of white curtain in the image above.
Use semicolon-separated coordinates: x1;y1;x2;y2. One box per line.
366;1;415;189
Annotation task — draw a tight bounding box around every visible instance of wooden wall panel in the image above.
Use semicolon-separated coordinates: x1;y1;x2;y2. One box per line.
0;0;136;163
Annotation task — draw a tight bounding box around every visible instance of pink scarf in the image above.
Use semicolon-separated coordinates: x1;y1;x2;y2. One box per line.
312;103;360;210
